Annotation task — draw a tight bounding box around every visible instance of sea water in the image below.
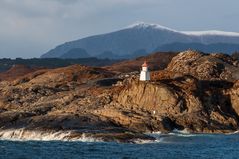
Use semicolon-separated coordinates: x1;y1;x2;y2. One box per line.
0;132;239;159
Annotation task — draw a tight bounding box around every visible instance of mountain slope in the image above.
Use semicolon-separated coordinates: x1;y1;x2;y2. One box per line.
60;48;90;59
156;42;239;53
41;22;239;59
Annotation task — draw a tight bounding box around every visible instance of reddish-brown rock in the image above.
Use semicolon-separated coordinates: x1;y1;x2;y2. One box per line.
0;51;239;142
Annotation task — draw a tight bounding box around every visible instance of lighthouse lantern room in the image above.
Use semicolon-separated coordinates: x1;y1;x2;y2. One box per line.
140;61;150;81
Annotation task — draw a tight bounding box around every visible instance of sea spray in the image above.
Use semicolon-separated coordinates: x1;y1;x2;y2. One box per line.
0;129;102;142
226;130;239;135
172;128;191;134
146;129;200;143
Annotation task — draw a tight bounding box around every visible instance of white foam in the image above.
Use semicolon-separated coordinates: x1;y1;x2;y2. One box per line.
167;128;197;137
168;133;197;137
0;129;102;142
133;138;160;144
148;129;196;139
151;131;162;135
172;128;191;134
226;130;239;135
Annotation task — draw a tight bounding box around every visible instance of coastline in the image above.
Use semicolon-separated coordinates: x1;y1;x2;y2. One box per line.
0;129;97;142
0;51;239;144
0;128;238;143
0;128;155;143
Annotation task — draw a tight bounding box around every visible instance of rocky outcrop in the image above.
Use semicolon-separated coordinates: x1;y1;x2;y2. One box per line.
0;64;154;142
0;51;239;142
228;81;239;115
166;50;239;81
105;52;178;73
0;65;42;82
115;76;239;133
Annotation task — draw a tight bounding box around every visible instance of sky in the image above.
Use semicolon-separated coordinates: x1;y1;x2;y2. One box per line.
0;0;239;58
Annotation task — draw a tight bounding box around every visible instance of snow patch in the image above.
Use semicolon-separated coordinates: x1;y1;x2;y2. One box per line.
126;22;239;37
182;30;239;37
126;22;177;32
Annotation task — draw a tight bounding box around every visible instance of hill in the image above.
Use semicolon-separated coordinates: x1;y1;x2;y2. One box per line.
0;57;121;73
105;51;178;73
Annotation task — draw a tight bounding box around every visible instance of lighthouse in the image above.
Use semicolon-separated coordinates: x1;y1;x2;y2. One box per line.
140;61;150;81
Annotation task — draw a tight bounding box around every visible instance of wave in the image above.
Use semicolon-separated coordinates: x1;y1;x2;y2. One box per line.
0;129;102;142
144;129;239;144
146;129;199;143
226;130;239;135
168;128;197;137
133;138;161;144
151;131;162;135
172;128;191;134
150;129;196;137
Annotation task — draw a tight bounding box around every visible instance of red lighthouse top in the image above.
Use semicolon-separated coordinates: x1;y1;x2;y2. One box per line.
142;61;148;67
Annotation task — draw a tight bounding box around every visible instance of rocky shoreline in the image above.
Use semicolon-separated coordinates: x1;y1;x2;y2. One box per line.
0;50;239;143
0;128;156;143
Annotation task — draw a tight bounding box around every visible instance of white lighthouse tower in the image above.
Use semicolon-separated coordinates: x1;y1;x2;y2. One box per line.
140;61;150;81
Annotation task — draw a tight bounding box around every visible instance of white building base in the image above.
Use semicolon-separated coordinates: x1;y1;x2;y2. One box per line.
140;71;150;81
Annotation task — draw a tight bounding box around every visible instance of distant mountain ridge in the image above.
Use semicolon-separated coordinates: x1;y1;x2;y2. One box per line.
156;42;239;53
41;22;239;59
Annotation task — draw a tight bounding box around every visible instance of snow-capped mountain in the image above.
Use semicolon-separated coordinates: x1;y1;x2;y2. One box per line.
41;22;239;59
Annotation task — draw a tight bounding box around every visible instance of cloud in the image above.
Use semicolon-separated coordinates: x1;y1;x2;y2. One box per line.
0;0;162;39
0;0;238;58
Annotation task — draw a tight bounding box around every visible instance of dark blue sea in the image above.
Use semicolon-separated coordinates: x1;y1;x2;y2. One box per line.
0;133;239;159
